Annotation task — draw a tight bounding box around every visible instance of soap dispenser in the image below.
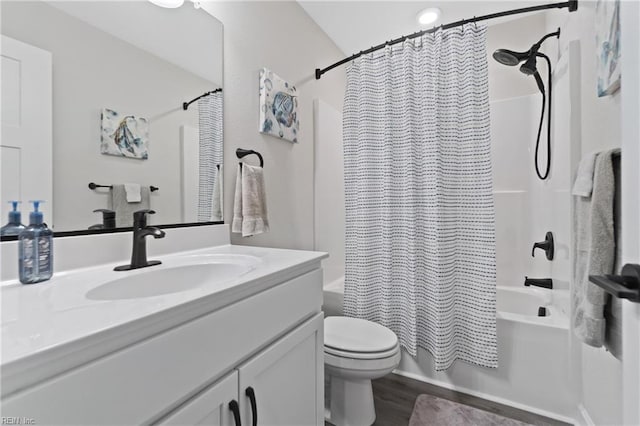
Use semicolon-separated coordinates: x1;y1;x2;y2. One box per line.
19;200;53;284
0;201;26;237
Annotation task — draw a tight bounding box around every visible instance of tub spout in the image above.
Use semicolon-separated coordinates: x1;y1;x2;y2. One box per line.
524;277;553;289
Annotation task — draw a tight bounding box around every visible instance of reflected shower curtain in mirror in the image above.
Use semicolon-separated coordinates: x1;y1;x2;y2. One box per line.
198;91;224;222
342;24;497;370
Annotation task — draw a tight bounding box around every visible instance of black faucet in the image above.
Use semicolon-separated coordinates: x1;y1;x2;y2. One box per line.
532;231;554;260
114;210;166;271
524;277;553;289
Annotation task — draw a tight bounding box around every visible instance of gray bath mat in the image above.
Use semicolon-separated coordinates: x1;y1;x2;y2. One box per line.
409;394;532;426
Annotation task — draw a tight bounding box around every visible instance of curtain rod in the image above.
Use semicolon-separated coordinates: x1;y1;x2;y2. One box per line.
183;88;222;110
315;0;578;80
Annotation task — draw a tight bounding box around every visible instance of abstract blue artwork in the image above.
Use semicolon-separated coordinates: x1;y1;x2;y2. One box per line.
101;108;149;159
596;0;620;97
258;68;299;143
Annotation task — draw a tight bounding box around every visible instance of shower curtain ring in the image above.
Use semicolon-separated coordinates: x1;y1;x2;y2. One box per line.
473;17;478;30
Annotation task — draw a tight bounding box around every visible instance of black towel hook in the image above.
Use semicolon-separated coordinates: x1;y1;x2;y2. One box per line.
236;148;264;168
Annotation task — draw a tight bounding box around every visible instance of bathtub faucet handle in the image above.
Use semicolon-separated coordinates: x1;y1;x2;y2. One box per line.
532;231;554;260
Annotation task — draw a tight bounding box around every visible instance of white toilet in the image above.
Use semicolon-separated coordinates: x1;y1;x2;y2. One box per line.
324;316;401;426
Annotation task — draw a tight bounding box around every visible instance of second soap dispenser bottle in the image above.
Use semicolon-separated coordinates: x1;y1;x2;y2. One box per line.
19;200;53;284
0;201;26;237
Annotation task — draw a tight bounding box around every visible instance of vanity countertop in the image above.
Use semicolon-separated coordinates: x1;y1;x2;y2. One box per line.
1;244;327;396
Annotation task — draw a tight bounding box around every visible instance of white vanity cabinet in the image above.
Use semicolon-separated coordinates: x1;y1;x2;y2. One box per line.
236;314;323;426
1;267;325;426
159;314;323;426
158;371;240;426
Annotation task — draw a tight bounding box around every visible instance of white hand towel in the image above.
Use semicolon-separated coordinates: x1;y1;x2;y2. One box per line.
211;165;223;222
232;164;243;234
231;163;269;237
572;152;598;197
124;183;142;203
240;164;269;237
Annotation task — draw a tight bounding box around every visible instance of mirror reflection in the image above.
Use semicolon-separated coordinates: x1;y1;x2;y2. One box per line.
0;0;224;235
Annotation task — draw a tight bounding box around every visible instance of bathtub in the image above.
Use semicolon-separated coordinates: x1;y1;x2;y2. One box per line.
322;278;574;422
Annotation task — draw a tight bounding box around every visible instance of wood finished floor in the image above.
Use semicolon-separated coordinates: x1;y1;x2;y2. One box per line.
326;373;571;426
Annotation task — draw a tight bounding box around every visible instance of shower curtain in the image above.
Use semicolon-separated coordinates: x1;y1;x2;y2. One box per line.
342;24;497;371
197;91;224;222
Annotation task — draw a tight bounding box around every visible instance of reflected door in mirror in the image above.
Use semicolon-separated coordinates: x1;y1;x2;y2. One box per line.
1;36;52;228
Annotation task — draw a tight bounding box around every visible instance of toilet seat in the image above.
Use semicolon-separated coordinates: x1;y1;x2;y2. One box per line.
324;317;398;354
324;344;401;374
324;343;400;360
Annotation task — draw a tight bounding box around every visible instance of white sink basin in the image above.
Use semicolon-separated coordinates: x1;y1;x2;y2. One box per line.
86;256;258;300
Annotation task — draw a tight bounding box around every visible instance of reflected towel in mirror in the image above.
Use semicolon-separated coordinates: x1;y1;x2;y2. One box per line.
124;183;142;203
211;165;223;222
109;185;151;228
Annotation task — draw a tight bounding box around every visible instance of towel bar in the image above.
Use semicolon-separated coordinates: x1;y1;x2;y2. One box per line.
589;264;640;303
88;182;159;192
236;148;264;168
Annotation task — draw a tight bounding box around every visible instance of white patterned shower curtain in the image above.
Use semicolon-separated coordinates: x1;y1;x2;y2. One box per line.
197;91;224;222
342;24;497;371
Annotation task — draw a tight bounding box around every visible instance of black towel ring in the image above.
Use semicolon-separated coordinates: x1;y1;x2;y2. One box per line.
236;148;264;168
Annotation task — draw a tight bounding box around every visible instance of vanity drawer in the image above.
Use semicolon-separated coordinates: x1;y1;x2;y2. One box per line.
1;268;323;425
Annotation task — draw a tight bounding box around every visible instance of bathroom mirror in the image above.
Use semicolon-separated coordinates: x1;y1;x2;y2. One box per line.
0;0;224;237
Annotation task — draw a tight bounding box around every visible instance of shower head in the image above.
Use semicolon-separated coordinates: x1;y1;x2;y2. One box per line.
493;29;560;182
492;49;529;66
519;54;539;75
493;28;560;74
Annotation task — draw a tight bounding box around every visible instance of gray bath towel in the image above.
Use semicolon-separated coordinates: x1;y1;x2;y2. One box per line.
572;149;619;348
109;184;151;228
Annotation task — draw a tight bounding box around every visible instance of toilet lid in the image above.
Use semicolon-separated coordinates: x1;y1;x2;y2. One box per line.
324;317;398;353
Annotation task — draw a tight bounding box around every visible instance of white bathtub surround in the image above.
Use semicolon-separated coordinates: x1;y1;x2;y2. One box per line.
342;24;497;371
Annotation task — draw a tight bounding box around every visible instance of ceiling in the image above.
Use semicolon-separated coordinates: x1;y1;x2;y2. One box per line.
298;1;551;55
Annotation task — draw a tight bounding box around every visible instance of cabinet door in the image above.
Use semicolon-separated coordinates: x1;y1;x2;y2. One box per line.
238;313;324;426
157;371;240;426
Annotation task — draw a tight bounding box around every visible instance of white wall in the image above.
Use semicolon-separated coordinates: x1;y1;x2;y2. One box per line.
201;1;346;250
313;99;344;284
1;1;218;230
48;1;223;87
542;3;623;425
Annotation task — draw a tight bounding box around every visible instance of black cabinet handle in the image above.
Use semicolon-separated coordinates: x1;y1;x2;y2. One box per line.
589;263;640;303
229;400;242;426
245;387;258;426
